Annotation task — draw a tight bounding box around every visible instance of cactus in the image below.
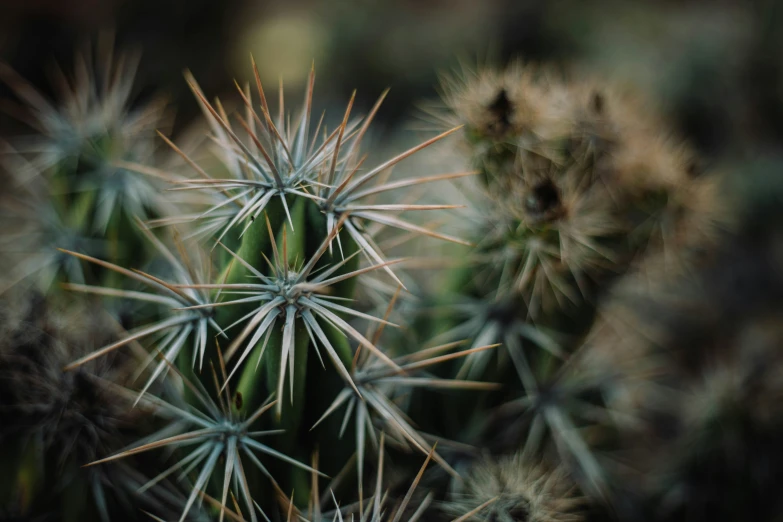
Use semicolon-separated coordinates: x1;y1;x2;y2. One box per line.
0;37;168;298
0;290;184;522
312;330;500;504
442;451;585;522
1;41;763;522
573;184;783;520
411;59;730;512
1;54;503;520
85;346;318;522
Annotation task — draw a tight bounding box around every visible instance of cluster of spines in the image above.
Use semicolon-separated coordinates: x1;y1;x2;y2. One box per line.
427;61;726;318
0;36;168;298
442;451;584;522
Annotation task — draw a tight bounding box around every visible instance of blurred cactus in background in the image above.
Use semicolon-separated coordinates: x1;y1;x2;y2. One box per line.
0;290;185;522
443;451;584;521
409;62;728;508
0;35;168;298
572;174;783;521
1;7;782;521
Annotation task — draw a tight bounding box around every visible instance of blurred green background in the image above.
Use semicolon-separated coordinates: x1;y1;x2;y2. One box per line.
2;0;782;166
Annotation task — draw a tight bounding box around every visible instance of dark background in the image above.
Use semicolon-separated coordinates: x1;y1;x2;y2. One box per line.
1;0;783;165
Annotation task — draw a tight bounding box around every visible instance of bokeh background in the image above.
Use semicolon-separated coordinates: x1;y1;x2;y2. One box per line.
2;0;783;167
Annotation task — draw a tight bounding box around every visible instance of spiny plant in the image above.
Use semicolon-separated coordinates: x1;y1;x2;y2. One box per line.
41;56;493;519
573;190;783;521
312;307;500;504
424;61;724;320
85;347;319;522
56;220;224;401
0;166;102;295
0;36;169;297
406;59;729;512
0;38;166;229
1;44;750;522
473;172;620;315
0;290;181;522
442;451;585;522
292;432;437;522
